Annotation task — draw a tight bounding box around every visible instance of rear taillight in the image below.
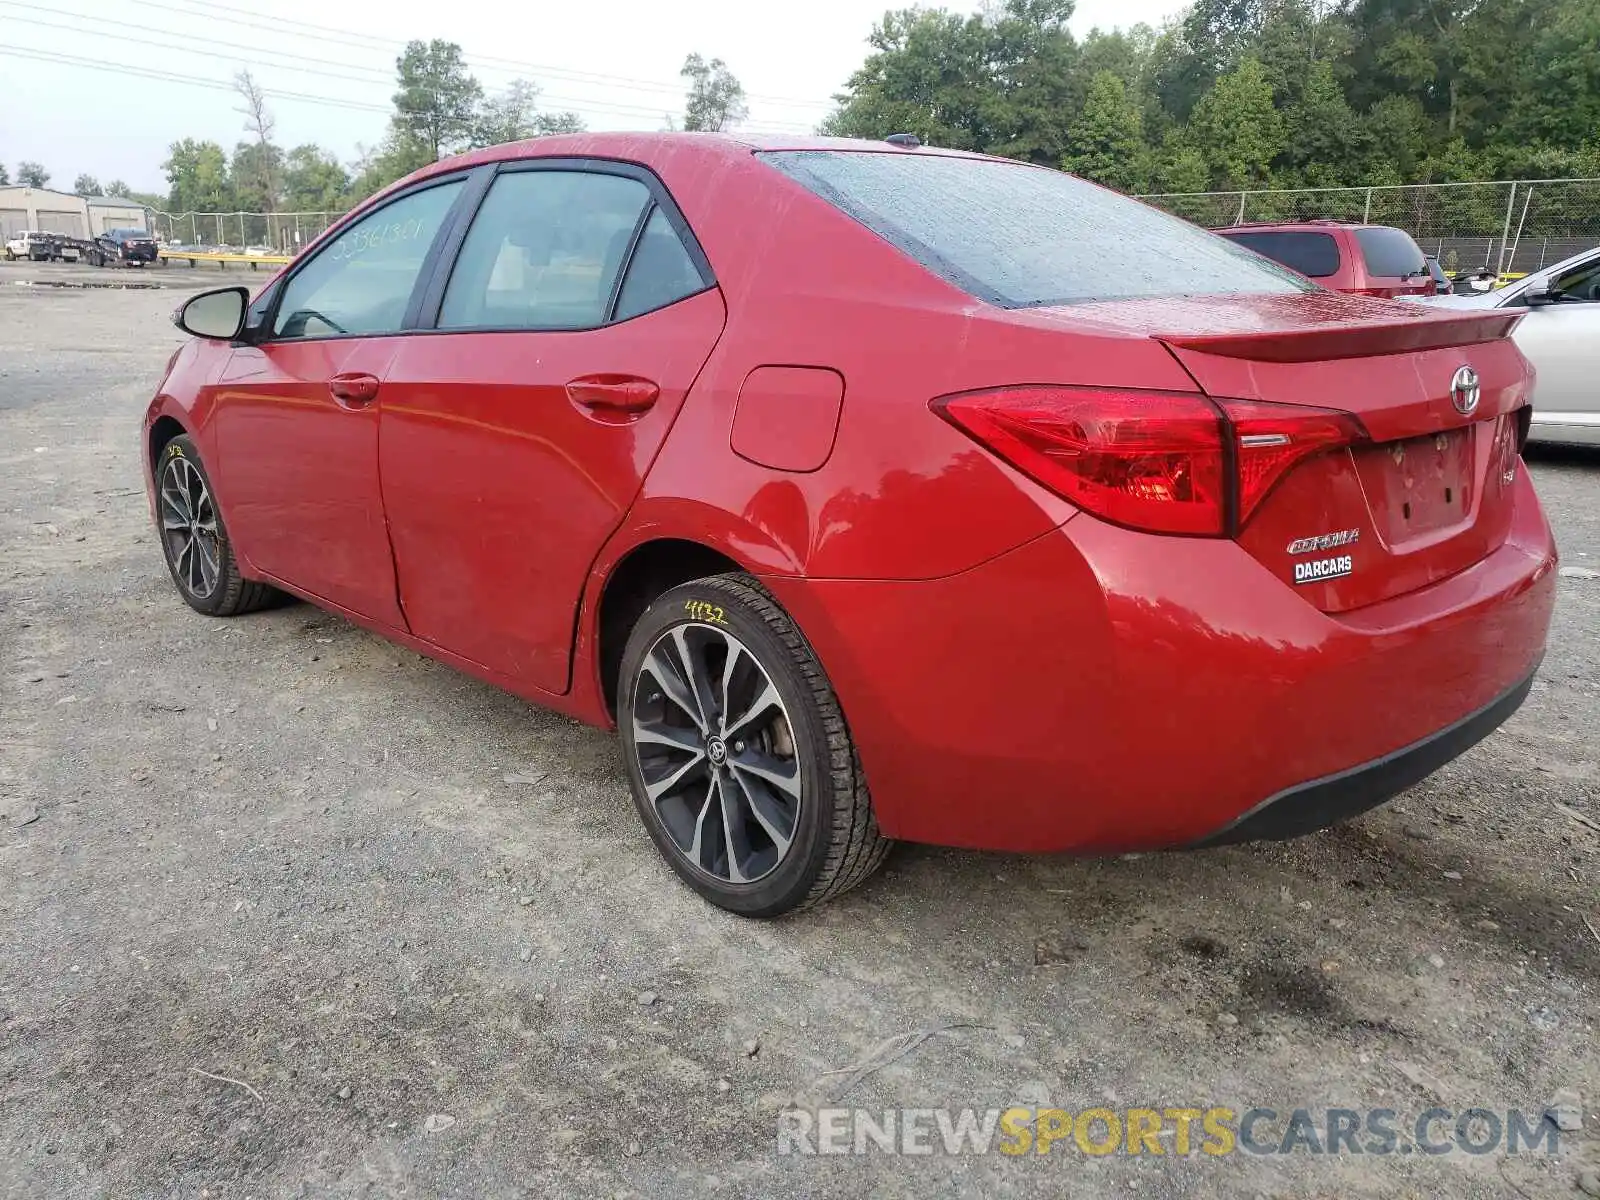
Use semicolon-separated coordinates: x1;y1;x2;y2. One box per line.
1219;399;1366;525
933;386;1364;537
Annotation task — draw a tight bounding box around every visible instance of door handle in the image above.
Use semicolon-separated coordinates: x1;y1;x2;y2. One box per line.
329;372;380;408
566;375;659;415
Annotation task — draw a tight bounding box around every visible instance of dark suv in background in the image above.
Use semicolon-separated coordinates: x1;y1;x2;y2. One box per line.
1216;221;1435;298
101;228;159;266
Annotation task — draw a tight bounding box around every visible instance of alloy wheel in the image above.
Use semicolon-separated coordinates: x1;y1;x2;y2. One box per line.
159;455;221;599
630;623;802;884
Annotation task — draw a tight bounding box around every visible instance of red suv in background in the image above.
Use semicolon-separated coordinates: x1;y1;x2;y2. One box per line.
1217;221;1436;298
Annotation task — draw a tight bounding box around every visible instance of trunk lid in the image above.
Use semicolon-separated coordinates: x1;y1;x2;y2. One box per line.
1033;292;1531;612
1145;294;1529;612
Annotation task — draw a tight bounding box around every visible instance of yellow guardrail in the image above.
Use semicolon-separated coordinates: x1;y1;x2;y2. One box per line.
159;250;293;269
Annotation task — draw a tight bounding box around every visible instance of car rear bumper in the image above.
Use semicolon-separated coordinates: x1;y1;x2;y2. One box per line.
1191;662;1536;845
766;466;1557;853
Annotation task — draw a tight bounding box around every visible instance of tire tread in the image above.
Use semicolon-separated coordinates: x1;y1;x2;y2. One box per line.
688;573;891;911
159;435;285;617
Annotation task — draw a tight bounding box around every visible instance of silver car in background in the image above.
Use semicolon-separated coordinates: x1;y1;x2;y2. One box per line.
1426;245;1600;446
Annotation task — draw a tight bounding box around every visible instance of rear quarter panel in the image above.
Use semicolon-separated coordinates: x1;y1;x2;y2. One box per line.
629;148;1198;581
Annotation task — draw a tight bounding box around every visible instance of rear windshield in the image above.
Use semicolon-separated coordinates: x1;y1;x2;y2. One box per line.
1218;230;1341;279
760;150;1311;307
112;229;149;238
1355;226;1427;279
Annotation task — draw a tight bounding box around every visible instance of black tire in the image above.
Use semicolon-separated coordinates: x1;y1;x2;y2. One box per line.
154;435;283;616
618;573;890;917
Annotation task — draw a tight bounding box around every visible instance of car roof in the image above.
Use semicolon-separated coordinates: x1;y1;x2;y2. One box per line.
1218;221;1383;233
392;131;998;192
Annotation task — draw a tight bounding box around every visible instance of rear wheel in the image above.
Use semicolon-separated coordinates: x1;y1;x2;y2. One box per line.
155;435;282;616
618;574;890;917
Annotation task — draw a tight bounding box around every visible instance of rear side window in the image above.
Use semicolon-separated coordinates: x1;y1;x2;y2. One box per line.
440;170;649;330
760;150;1310;307
614;207;705;321
1219;230;1341;279
1354;226;1427;279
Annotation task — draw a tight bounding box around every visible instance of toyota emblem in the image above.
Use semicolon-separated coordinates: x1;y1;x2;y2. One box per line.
1450;365;1481;416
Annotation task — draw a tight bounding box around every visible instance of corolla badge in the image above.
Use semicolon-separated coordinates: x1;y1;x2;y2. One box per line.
1451;365;1481;416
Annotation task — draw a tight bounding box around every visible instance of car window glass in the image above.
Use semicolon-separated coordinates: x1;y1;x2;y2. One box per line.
439;171;650;330
1553;258;1600;302
1220;231;1341;279
1354;226;1427;279
613;207;704;320
761;150;1310;307
272;181;463;339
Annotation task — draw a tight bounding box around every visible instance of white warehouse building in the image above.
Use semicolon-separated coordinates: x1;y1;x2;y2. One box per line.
0;187;150;239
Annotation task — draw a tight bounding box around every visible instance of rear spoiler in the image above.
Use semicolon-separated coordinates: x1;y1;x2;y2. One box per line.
1159;309;1525;362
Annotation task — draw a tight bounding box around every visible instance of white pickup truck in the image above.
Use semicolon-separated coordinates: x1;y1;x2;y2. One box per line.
4;230;55;261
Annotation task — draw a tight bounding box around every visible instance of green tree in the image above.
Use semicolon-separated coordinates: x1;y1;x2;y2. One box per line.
17;161;49;188
681;54;748;132
821;8;994;149
231;142;284;213
1063;71;1146;192
1188;57;1283;188
1496;0;1600;150
0;163;9;186
474;79;540;146
472;80;587;147
1361;95;1427;181
73;174;102;195
981;0;1082;165
392;40;483;161
1147;133;1210;193
233;70;280;213
103;179;133;199
536;112;586;136
163;140;231;212
348;135;431;203
1283;62;1363;185
822;1;1081;163
282;145;350;211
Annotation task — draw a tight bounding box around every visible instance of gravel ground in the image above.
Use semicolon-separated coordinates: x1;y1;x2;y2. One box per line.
1;271;1597;1199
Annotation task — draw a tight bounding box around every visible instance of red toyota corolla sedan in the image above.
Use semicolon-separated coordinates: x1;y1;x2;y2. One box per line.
143;133;1557;917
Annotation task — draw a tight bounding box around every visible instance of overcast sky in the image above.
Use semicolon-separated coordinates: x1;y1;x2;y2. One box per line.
1;0;1185;200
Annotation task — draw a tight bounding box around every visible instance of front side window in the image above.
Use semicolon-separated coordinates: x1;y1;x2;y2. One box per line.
439;170;651;330
1551;256;1600;302
272;181;463;339
761;150;1311;307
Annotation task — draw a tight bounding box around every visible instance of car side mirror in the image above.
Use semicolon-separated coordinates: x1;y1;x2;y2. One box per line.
174;286;249;340
1522;285;1561;308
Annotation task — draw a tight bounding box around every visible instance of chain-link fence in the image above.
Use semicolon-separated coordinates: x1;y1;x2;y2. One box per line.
150;211;345;253
154;178;1600;272
1136;178;1600;275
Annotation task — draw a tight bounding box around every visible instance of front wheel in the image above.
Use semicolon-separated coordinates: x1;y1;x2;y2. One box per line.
618;574;890;917
154;435;283;616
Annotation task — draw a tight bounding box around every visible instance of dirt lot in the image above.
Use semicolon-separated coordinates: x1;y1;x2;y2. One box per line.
1;267;1596;1199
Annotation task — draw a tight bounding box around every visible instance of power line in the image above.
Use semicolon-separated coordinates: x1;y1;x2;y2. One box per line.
0;45;392;112
4;8;767;122
117;0;833;109
4;9;395;84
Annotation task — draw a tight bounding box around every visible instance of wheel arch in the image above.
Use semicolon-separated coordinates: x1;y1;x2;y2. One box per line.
593;537;746;720
148;414;189;468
